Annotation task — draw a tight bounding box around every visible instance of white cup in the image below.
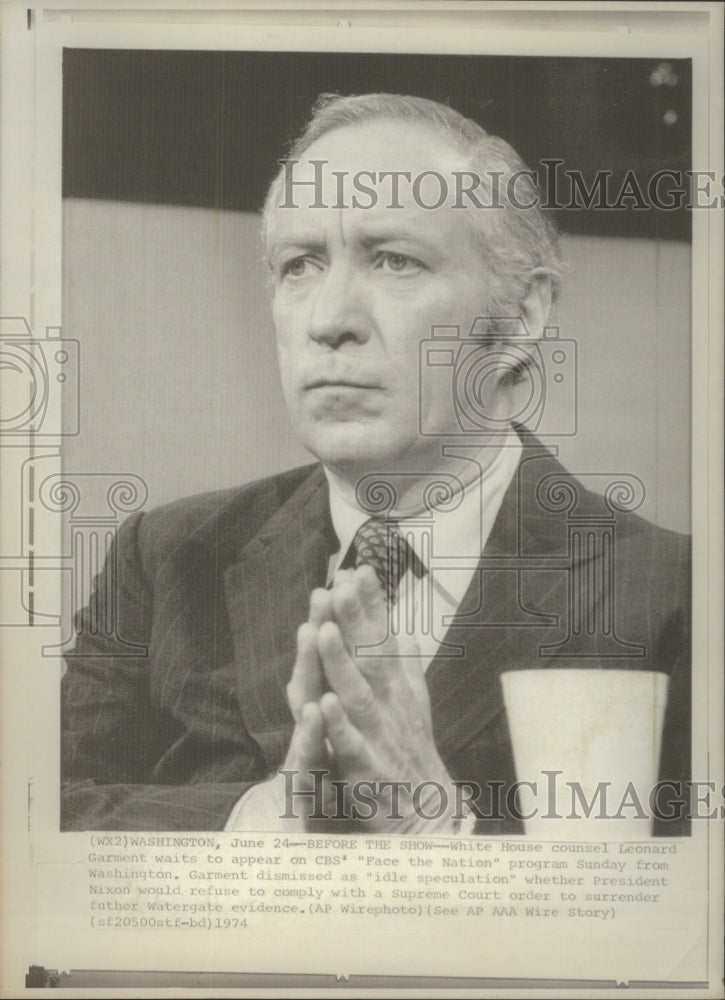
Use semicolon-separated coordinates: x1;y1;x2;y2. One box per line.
500;669;669;840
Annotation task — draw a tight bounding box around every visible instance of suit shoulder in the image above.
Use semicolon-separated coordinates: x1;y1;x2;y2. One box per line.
517;435;690;569
134;462;320;562
617;507;690;564
575;480;690;574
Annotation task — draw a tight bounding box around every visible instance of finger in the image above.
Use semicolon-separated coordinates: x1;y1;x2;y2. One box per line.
332;580;395;697
283;705;332;828
287;701;327;773
332;567;355;587
356;563;386;619
319;691;370;774
397;653;435;731
317;621;379;731
332;577;390;674
309;587;333;627
398;648;426;693
286;622;323;721
354;565;399;659
331;580;369;652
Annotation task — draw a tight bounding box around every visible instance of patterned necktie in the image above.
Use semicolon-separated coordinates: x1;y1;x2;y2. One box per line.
352;518;412;605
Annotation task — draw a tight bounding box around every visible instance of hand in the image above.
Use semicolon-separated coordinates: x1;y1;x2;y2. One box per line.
314;566;460;833
286;586;333;722
226;702;329;831
271;587;339;827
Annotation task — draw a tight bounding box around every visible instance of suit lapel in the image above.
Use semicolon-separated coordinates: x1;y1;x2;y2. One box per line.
223;466;334;766
427;439;571;766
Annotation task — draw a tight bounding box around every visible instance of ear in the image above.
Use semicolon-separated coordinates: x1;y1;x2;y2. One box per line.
520;269;554;339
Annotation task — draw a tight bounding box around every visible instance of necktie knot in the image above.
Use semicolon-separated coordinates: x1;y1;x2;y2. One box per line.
352;518;412;604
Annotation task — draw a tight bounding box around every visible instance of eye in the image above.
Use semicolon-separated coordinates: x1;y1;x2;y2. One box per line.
378;252;423;275
279;256;321;279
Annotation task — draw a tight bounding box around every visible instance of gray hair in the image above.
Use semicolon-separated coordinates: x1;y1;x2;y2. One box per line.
262;92;563;318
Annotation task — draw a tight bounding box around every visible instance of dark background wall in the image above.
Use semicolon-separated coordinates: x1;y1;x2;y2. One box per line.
64;49;692;240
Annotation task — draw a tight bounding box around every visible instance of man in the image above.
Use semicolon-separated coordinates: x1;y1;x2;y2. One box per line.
61;93;690;834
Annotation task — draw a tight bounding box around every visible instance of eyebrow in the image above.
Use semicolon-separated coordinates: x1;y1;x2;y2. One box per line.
357;226;438;251
265;235;327;267
267;236;326;256
267;225;439;259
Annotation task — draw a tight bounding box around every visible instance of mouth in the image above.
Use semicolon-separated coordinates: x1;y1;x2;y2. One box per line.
305;379;382;391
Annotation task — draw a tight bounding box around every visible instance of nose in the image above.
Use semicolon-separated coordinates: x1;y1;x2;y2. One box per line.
307;263;370;349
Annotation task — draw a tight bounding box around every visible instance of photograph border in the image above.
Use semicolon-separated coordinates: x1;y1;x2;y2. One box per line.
1;2;722;995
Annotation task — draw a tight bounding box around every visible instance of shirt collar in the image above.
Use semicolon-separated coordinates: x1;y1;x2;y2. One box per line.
324;429;522;574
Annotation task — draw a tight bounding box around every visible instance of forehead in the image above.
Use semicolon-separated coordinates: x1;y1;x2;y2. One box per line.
302;118;462;175
266;119;474;249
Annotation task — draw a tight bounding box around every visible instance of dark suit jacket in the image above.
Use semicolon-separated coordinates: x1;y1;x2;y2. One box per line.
61;435;691;833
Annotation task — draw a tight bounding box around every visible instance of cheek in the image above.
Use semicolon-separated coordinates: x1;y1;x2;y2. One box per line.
272;299;291;346
272;342;299;410
272;305;301;369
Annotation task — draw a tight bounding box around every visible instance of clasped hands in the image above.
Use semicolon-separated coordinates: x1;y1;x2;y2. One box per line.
275;565;459;833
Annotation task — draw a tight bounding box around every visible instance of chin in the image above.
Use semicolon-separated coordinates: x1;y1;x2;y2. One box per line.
304;428;411;475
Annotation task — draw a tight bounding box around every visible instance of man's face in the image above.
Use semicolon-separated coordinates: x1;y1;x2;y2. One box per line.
267;119;493;478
